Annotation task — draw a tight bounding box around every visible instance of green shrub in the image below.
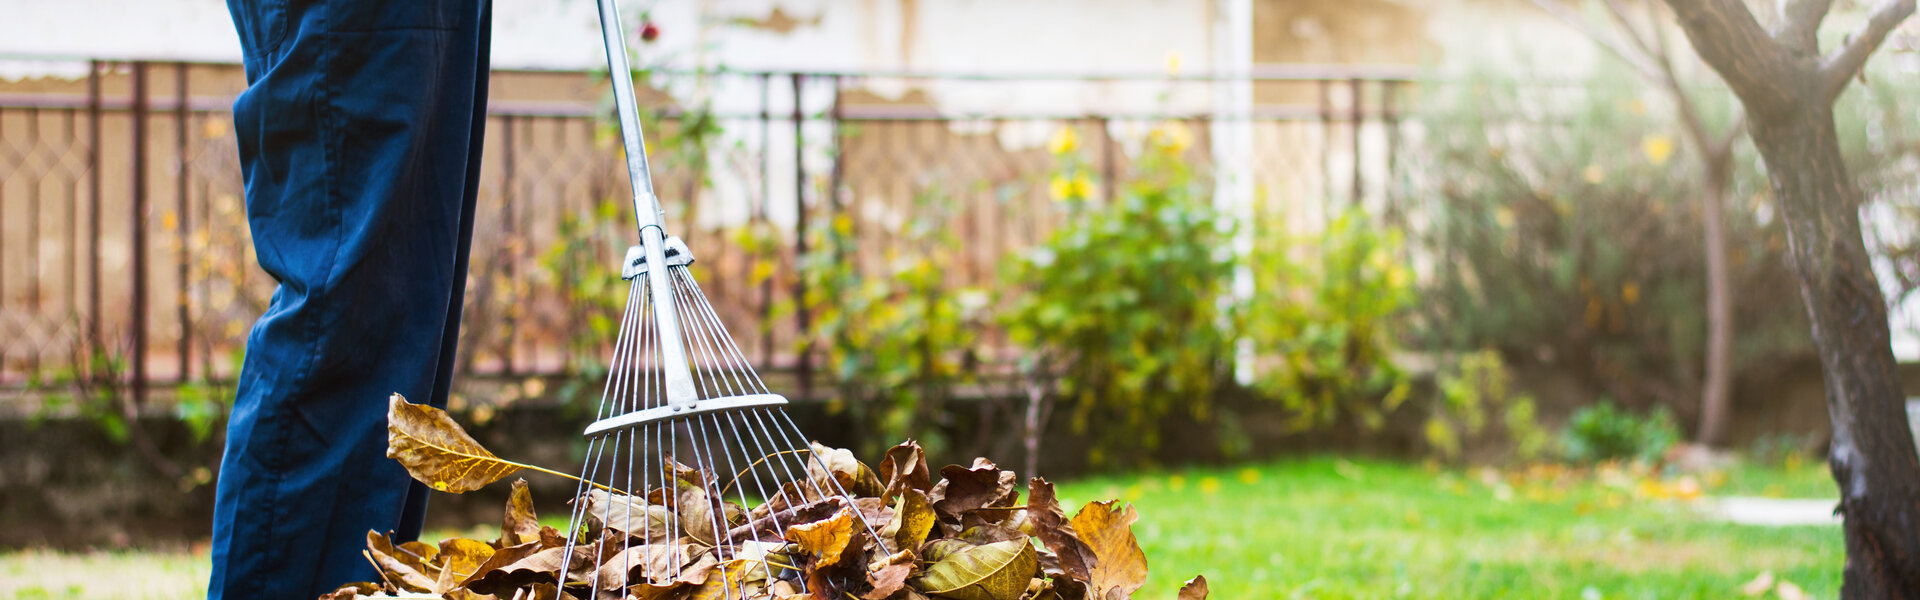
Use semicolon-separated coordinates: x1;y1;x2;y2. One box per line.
1427;349;1548;462
1003;123;1236;459
1561;400;1679;463
1245;206;1413;432
1403;66;1810;414
801;189;988;456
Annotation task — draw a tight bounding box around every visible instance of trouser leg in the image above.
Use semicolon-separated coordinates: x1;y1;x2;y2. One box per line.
208;1;491;598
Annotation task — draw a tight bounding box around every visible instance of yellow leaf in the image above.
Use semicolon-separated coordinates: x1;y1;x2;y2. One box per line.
910;538;1037;600
386;394;524;494
785;507;855;565
1642;134;1674;165
1071;500;1148;599
432;538;496;595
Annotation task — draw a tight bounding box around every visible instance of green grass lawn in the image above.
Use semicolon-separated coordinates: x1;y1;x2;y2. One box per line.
1051;457;1840;599
0;457;1840;600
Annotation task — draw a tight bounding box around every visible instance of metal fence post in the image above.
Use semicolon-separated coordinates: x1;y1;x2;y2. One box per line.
790;72;811;400
1349;77;1363;205
500;114;517;375
174;62;191;382
757;73;772;369
131;61;150;406
87;60;102;370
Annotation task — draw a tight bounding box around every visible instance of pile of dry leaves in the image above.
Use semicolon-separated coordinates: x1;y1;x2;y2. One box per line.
329;396;1207;600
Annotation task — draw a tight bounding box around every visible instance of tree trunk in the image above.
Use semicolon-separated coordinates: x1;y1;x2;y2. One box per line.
1696;160;1734;446
1748;105;1920;597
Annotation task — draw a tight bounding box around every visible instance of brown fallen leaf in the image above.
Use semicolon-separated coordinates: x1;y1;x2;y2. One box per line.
933;460;1019;522
433;537;497;595
880;488;937;552
501;479;543;547
1027;478;1098;584
1178;575;1209;600
386;394;525;494
367;531;438;592
786;507;856;566
587;488;675;544
878;440;933;501
808;442;887;498
454;540;542;591
863;549;916;599
911;538;1039;600
1071;501;1147;600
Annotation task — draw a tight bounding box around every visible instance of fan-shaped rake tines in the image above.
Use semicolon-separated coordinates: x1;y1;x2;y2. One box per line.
556;238;887;599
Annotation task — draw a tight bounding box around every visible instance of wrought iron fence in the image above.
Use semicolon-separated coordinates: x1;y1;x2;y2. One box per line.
0;58;1410;402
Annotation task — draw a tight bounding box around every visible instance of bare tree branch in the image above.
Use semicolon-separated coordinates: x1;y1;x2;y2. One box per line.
1663;0;1803;117
1528;0;1662;79
1821;0;1917;101
1779;0;1834;53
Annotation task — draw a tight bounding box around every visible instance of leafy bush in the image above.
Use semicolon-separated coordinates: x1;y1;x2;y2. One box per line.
1004;123;1236;458
1561;400;1679;464
801;190;990;456
1427;349;1548;462
1404;67;1809;413
1245;207;1413;432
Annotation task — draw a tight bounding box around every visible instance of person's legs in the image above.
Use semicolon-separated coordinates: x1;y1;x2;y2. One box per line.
208;1;491;598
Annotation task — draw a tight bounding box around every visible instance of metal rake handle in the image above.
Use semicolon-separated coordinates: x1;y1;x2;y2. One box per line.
594;0;662;231
594;0;699;407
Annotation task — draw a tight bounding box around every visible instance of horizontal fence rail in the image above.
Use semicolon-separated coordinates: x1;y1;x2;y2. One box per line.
0;59;1409;405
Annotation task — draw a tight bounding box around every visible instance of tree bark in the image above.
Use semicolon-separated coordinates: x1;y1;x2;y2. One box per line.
1750;108;1920;596
1661;0;1920;595
1695;160;1734;446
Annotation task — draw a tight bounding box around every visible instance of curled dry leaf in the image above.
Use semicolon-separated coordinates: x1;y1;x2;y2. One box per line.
386;394;524;493
1177;575;1209;600
785;507;856;566
878;440;933;501
501;478;542;547
366;531;437;592
588;488;676;544
1028;478;1099;583
933;459;1019;522
863;549;916;600
1071;501;1148;600
911;538;1039;600
881;488;937;551
808;442;887;498
431;538;496;594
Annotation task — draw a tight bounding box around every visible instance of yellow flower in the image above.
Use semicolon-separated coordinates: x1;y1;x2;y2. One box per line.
1167;475;1187;492
1642;134;1674;166
1199;476;1221;495
1148;121;1193;155
1164;50;1184;76
1048;126;1079;156
1583;164;1605;184
1237;467;1261;484
1049;171;1094;201
1621;282;1640;306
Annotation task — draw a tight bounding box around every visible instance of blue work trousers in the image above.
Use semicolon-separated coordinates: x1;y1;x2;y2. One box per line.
208;1;491;598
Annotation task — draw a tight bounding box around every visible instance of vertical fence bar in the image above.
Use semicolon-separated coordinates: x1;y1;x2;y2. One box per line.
790;72;811;400
131;61;150;406
87;60;102;369
1317;78;1332;214
1348;77;1363;205
1382;80;1401;228
757;73;772;369
26;108;42;312
174;62;192;382
500;114;517;375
